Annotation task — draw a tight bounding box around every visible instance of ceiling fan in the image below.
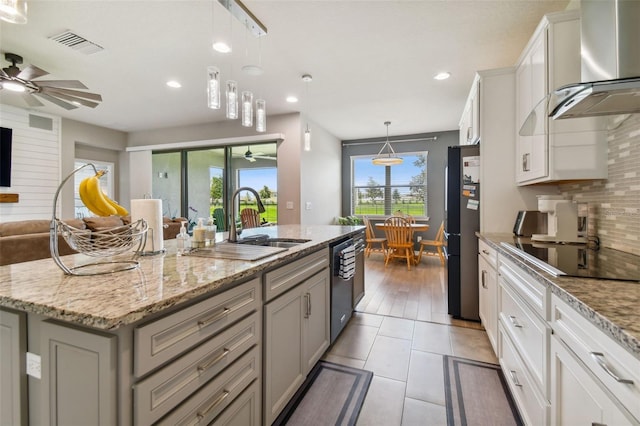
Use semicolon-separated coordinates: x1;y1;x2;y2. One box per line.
241;146;276;162
0;52;103;110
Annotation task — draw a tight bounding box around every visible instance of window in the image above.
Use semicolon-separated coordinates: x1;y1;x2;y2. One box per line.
74;159;114;218
151;142;278;227
351;152;427;217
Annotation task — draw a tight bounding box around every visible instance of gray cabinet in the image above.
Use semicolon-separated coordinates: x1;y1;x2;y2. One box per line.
263;250;330;425
0;308;28;426
39;320;117;426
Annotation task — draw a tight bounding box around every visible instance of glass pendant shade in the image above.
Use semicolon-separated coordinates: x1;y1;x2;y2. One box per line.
241;91;253;127
226;80;238;119
256;99;266;132
207;66;221;109
304;127;311;151
0;0;27;24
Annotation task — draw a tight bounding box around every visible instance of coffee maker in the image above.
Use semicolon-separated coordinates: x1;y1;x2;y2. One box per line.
531;195;586;243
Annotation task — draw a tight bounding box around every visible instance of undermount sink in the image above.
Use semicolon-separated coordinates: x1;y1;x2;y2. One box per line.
237;236;310;248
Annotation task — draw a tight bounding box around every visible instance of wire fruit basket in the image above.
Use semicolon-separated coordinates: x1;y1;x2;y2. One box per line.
50;163;148;276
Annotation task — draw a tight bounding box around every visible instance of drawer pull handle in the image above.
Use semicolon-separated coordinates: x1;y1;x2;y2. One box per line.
591;423;608;426
509;315;523;328
197;308;230;328
509;370;523;387
197;348;230;373
304;293;312;318
197;390;230;421
590;352;634;385
482;249;490;255
481;270;488;289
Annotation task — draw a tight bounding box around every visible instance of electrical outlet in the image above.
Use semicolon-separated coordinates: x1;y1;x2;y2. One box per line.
26;352;41;379
305;202;312;210
286;201;294;210
416;236;422;242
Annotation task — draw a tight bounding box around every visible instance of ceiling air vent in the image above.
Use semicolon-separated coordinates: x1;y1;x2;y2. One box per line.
48;31;104;55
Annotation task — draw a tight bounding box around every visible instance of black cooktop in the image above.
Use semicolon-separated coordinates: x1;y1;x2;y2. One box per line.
501;240;640;282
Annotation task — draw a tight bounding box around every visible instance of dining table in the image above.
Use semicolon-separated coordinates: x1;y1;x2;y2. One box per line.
375;221;430;265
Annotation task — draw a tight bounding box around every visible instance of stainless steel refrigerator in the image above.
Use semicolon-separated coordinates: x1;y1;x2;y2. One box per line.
445;144;480;321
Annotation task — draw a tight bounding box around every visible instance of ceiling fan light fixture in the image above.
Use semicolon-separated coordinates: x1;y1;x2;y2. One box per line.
0;0;27;24
372;121;403;166
2;80;26;92
256;99;266;132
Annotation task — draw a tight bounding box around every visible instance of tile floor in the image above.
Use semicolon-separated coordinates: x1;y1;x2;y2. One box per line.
323;313;498;425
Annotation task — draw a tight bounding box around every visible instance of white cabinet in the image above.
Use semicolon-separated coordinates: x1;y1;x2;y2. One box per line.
550;294;640;424
263;249;330;425
497;255;551;425
515;10;607;185
478;240;498;353
459;76;479;145
0;308;27;426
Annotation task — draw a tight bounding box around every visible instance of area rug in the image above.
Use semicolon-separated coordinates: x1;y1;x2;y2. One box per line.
443;355;523;426
273;361;373;426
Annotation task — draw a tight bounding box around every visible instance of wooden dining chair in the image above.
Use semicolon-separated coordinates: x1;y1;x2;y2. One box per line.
417;221;446;265
383;215;414;270
240;208;260;229
363;216;387;258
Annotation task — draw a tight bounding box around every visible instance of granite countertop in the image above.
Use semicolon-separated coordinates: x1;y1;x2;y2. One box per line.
0;225;364;330
479;233;640;360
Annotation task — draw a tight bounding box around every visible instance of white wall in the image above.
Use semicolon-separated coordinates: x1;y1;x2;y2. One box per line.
300;114;342;225
0;104;61;221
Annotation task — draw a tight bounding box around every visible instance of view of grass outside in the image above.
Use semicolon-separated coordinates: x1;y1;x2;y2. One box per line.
351;153;428;217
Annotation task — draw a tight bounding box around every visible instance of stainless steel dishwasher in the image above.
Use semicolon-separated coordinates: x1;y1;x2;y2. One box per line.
330;237;354;344
352;231;366;308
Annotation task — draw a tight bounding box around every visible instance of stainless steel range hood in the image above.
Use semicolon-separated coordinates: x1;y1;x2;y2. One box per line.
550;0;640;120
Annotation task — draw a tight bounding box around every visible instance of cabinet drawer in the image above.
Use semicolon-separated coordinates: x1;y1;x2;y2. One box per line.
479;239;498;268
156;345;260;425
499;277;549;394
499;324;549;426
134;278;260;377
134;313;260;425
264;248;328;302
551;295;640;421
498;256;548;320
211;379;261;426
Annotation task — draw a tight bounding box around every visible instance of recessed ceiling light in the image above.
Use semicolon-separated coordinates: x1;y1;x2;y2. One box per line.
286;96;298;103
213;41;232;53
166;80;182;88
434;72;451;81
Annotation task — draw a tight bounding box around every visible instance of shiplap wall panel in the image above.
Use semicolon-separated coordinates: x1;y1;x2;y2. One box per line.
0;104;61;222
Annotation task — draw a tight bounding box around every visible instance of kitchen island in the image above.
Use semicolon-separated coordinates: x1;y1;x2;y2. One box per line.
0;225;364;426
478;233;640;425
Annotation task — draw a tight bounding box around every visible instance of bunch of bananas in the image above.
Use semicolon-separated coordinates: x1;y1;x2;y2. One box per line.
79;170;129;217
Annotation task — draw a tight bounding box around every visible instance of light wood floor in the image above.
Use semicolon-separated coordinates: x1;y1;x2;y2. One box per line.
355;251;483;330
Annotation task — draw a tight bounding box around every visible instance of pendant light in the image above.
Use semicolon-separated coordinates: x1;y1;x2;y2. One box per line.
226;80;238;119
0;0;27;24
372;121;403;166
207;66;221;109
256;99;266;132
302;74;312;151
241;91;253;127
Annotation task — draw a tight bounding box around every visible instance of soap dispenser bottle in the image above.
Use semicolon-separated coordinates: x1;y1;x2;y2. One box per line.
193;218;206;249
176;221;191;255
205;217;216;247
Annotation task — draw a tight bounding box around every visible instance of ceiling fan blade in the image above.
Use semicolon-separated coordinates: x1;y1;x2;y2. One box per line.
41;86;102;102
35;80;88;89
17;64;49;81
254;155;277;161
40;89;99;108
22;93;45;107
0;69;8;79
33;92;78;110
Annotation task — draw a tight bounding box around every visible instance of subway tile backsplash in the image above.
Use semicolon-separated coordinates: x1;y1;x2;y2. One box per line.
559;114;640;256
